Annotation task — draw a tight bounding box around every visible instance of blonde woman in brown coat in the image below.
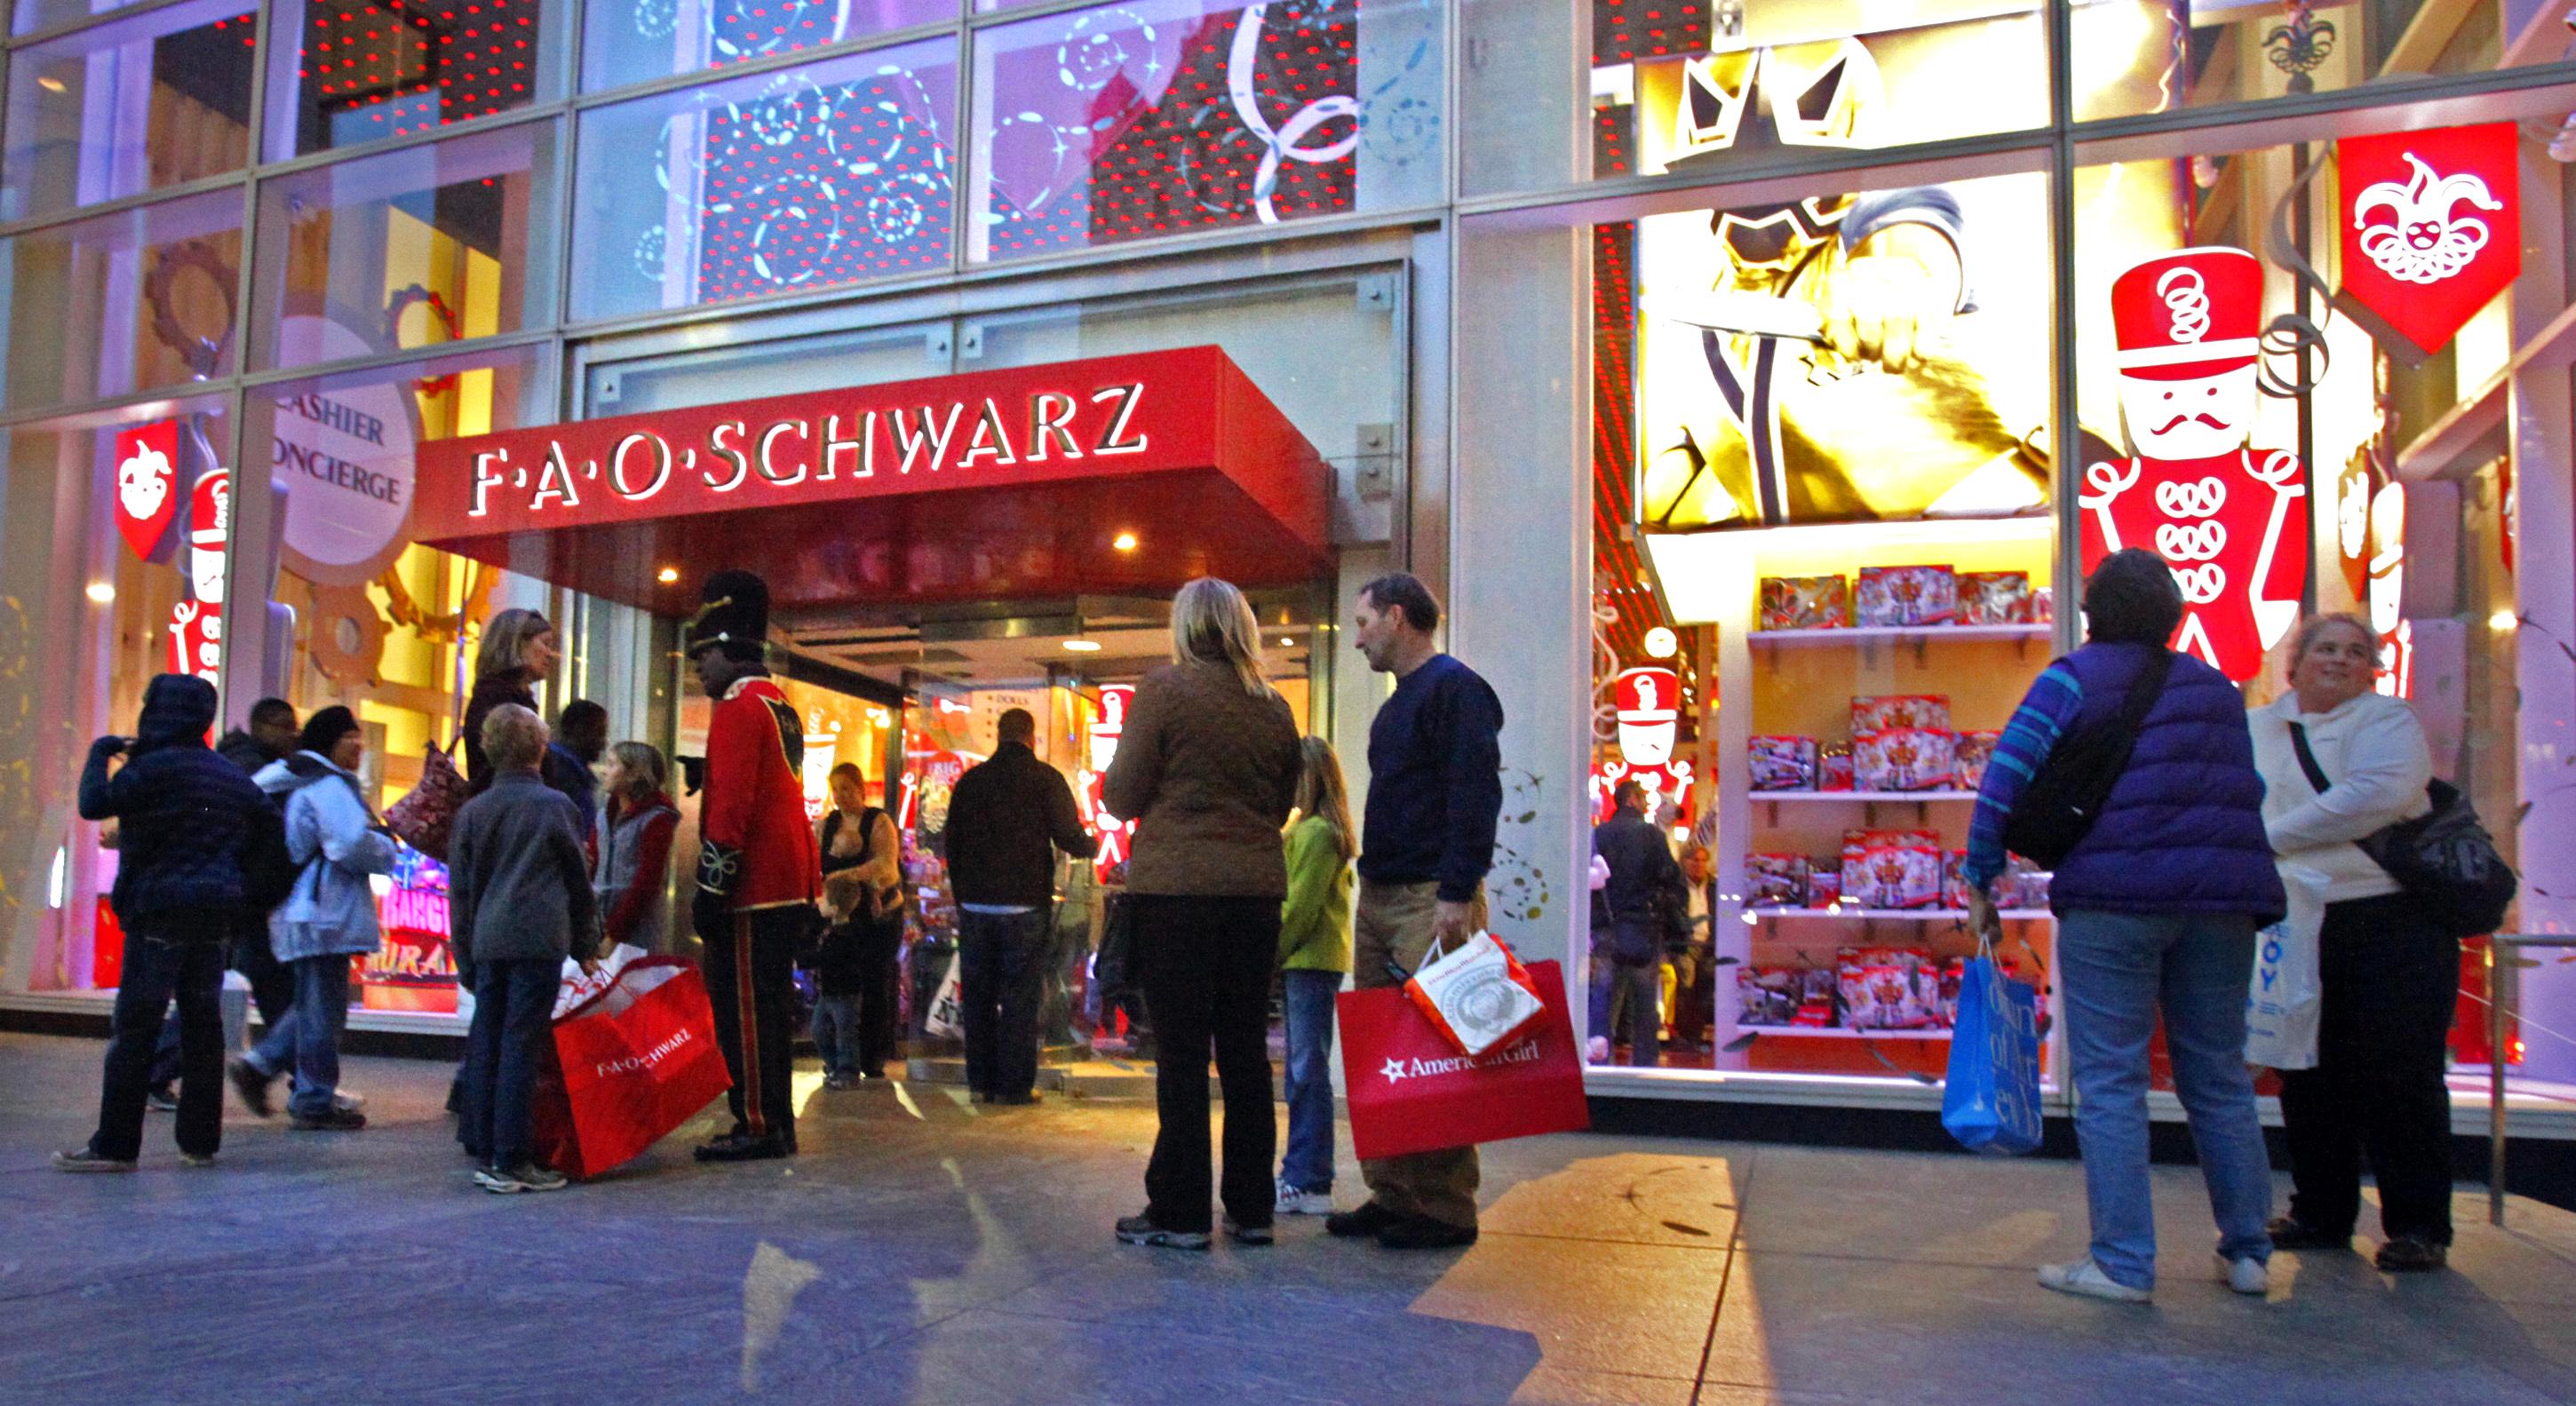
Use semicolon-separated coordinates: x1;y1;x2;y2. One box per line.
1102;576;1303;1251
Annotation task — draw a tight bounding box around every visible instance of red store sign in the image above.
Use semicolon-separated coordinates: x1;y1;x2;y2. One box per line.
413;347;1332;612
2337;122;2521;357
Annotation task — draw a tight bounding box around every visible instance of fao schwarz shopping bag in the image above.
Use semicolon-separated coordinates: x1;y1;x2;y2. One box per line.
531;957;733;1180
1941;938;2044;1156
2246;863;2328;1071
1340;958;1589;1162
1403;930;1546;1057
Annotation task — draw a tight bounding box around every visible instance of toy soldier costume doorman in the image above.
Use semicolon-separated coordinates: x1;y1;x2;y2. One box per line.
687;569;821;1163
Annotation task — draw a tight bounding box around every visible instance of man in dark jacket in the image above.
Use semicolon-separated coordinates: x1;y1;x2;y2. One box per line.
214;697;298;774
1327;571;1506;1251
449;703;600;1193
942;708;1097;1104
147;697;299;1109
1589;780;1682;1068
56;675;276;1172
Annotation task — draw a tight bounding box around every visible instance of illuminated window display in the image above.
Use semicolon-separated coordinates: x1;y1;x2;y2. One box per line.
1;0;257;220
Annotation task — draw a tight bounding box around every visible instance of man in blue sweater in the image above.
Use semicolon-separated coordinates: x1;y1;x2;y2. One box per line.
1325;572;1505;1251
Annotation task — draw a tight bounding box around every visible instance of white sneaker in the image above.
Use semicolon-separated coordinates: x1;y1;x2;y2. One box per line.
334;1089;366;1113
2038;1258;2151;1303
1275;1179;1334;1215
1586;1036;1610;1065
2219;1253;2269;1296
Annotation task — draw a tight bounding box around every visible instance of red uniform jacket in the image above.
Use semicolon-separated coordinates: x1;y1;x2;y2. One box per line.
2078;448;2307;684
696;675;821;911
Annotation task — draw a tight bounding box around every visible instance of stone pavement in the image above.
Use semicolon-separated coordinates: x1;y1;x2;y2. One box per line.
2;1029;2572;1406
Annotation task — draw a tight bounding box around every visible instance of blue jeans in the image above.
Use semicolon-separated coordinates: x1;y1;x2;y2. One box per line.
2058;908;2275;1290
460;958;559;1170
811;994;862;1077
248;954;353;1119
1588;949;1660;1068
1279;968;1340;1191
957;909;1051;1099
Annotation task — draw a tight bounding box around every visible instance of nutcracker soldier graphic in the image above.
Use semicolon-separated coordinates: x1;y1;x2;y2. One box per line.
686;568;822;1163
2079;247;2307;683
1598;666;1693;822
166;470;229;685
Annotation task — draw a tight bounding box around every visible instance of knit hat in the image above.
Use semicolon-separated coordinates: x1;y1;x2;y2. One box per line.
298;704;362;755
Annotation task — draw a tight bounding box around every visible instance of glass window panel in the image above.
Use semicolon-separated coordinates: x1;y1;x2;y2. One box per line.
0;188;243;410
14;0;155;36
0;394;229;993
2071;0;2564;121
966;0;1443;262
244;345;553;1014
1;0;258;221
250;122;560;370
568;39;957;322
1460;0;2047;200
262;0;561;159
578;0;955;92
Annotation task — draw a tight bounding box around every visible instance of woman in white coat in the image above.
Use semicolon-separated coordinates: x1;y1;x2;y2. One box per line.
2249;614;2452;1273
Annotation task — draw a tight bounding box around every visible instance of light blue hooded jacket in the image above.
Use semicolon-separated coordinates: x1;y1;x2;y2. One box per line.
254;751;399;961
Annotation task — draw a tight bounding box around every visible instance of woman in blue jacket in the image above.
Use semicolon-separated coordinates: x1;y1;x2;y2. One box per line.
1966;549;2286;1304
231;707;397;1131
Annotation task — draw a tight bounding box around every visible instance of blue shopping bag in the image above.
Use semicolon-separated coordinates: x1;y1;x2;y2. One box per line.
1941;943;2043;1156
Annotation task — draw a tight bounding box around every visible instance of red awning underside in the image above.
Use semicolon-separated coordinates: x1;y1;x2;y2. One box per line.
411;346;1332;616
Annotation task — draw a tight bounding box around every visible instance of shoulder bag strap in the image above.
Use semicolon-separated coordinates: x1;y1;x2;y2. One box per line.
2286;720;2332;795
2113;648;2176;735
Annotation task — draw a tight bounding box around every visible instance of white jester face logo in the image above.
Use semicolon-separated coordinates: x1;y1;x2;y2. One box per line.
2119;364;2257;460
118;444;171;523
2354;153;2502;286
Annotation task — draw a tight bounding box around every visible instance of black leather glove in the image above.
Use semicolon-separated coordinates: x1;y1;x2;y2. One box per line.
693;888;730;942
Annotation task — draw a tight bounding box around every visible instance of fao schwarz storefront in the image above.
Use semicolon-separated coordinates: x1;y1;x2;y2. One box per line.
0;0;2572;1161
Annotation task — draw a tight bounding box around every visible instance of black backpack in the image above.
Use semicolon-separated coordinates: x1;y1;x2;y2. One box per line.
2001;649;2176;870
2287;723;2516;938
238;793;300;913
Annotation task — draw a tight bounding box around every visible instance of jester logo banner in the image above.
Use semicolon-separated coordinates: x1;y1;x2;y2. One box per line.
2337;123;2520;357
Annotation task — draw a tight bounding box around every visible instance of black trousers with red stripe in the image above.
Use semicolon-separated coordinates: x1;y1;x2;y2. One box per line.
704;907;804;1148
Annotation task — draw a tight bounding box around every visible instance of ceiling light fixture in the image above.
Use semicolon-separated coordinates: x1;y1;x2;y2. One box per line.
1111;532;1138;552
36;75;65;93
656;566;680;584
1062;639;1103;653
84;581;115;604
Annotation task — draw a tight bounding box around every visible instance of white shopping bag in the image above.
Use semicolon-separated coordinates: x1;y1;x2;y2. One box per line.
924;950;966;1039
554;942;649;1019
1405;931;1546;1057
2246;863;2328;1070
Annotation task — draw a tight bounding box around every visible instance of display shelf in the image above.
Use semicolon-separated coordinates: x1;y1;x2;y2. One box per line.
1749;907;2050;922
1739;1025;1952;1041
1754;789;1977;802
1747;624;2049;646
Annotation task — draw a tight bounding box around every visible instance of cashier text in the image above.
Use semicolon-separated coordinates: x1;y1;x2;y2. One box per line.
465;382;1151;520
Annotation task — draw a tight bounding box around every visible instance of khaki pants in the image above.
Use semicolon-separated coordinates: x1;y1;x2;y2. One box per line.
1354;878;1483;1230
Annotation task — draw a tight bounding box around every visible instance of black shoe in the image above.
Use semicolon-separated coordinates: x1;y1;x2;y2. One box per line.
1223;1216;1274;1246
228;1060;276;1118
2375;1235;2449;1274
694;1134;791;1163
1324;1201;1405;1239
2266;1217;2351;1251
289;1108;368;1132
1378;1215;1478;1251
1115;1213;1211;1251
145;1086;179;1113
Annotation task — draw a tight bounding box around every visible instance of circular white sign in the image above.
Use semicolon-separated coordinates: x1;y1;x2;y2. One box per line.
274;314;420;585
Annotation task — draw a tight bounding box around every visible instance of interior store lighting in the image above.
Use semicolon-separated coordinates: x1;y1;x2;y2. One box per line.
1642;625;1679;658
83;581;115;604
1642;514;2053;625
1062;639;1103;652
2491;609;2520;632
1111;532;1139;552
656;566;680;584
36;75;64;93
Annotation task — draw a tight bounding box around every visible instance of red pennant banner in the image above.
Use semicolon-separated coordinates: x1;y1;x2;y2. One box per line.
2338;122;2521;356
112;419;180;562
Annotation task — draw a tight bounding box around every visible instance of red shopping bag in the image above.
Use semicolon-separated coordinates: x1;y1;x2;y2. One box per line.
1339;957;1589;1161
531;957;732;1180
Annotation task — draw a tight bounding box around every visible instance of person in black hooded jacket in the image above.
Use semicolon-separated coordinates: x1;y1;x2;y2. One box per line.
56;674;277;1172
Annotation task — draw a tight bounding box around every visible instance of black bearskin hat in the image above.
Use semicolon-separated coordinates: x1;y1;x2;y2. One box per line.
687;569;771;662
